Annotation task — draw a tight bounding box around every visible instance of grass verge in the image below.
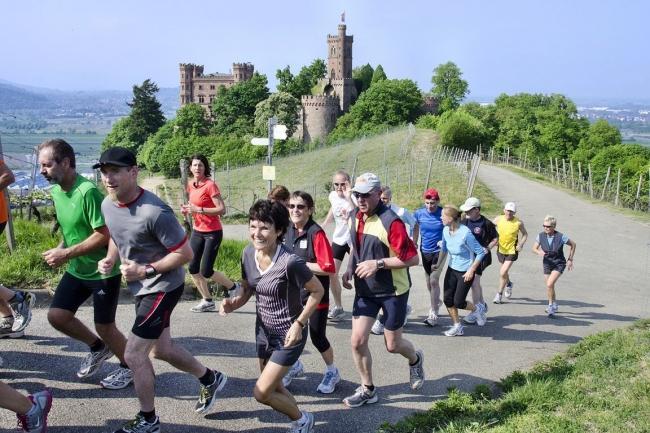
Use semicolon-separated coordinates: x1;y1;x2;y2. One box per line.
378;319;650;433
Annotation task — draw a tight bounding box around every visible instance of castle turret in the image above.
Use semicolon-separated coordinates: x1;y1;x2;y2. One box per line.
232;62;255;82
297;95;340;143
179;63;196;105
326;21;356;112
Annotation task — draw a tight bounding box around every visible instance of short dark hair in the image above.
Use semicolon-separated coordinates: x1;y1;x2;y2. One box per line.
268;185;290;203
249;199;290;237
290;190;314;209
189;154;211;177
38;138;76;168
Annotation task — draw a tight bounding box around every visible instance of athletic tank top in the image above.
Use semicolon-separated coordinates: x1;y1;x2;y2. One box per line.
496;216;521;255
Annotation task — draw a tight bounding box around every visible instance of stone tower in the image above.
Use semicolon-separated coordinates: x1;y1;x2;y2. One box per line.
232;62;255;83
326;22;356;112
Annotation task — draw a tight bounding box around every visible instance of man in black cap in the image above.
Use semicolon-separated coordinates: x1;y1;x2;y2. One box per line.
38;139;132;390
95;147;226;433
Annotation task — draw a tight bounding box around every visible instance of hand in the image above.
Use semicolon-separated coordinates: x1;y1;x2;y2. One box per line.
536;250;546;257
119;258;145;282
284;321;303;347
355;260;379;279
342;270;353;290
219;298;235;316
180;204;190;216
42;247;69;268
431;263;440;271
516;244;523;252
463;269;475;282
567;259;574;271
98;256;115;275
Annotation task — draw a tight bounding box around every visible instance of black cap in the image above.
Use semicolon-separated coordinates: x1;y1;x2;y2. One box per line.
92;147;137;169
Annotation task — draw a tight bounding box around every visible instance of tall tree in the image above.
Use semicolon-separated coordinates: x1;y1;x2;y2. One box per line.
254;92;301;137
174;103;210;137
211;72;270;136
430;61;469;113
276;59;326;99
127;79;165;148
353;63;374;94
371;64;387;85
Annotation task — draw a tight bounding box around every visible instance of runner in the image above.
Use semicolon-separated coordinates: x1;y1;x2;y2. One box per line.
434;205;486;337
38;139;132;389
493;202;528;304
282;191;340;394
412;188;445;327
459;197;498;326
180;154;226;313
342;173;424;407
96;147;226;433
321;170;354;321
220;199;324;433
1;384;52;432
268;185;290;207
532;215;577;316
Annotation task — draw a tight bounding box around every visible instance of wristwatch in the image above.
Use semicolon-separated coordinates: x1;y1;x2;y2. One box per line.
144;264;158;278
376;259;386;269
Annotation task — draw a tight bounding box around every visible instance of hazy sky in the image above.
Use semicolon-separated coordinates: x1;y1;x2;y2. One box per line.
2;0;648;100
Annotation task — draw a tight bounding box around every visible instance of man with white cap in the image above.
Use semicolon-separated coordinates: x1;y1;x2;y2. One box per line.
459;197;497;325
492;202;528;304
341;173;424;407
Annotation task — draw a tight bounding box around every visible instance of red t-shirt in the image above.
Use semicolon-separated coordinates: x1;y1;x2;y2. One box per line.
187;179;222;232
312;230;336;274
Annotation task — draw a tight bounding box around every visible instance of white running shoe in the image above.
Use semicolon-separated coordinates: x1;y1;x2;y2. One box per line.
545;303;558;316
370;318;385;335
316;367;341;394
463;310;477;324
493;292;503;304
288;411;314;433
101;367;134;390
282;359;305;388
504;281;513;298
77;346;113;378
423;310;439;327
327;306;345;321
444;323;465;337
475;303;487;327
190;299;216;313
11;291;35;333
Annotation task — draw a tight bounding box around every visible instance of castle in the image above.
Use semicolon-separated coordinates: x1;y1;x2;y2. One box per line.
179;62;254;112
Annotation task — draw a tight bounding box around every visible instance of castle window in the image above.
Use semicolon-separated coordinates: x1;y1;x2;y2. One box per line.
198;85;203;90
210;85;215;90
198;95;205;103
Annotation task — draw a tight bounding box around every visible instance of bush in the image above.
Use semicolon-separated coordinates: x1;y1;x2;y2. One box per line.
415;113;439;130
437;110;487;151
214;239;247;281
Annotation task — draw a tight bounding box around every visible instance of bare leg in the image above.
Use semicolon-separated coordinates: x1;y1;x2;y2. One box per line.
150;328;207;378
123;333;157;412
498;261;515;294
320;346;334;366
428;273;442;314
0;285;15;317
350;316;375;385
383;328;417;364
470;275;484;305
330;259;344;308
544;271;562;304
95;323;128;365
190;273;211;300
48;308;98;347
253;360;300;421
0;382;33;415
447;306;460;325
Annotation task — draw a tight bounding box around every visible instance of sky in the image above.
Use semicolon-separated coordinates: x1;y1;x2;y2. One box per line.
1;0;648;101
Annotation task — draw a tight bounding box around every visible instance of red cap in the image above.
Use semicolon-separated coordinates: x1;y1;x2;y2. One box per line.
423;188;440;200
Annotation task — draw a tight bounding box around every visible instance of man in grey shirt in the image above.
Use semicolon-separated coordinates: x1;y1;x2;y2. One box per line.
95;147;227;433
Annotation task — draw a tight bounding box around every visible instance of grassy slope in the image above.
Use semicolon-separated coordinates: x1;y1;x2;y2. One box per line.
379;320;650;433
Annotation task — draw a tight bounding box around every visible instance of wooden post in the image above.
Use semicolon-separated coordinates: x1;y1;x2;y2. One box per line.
425;158;433;190
549;157;554;183
569;160;575;190
634;172;643;211
523;148;528;170
179;159;192;231
537;157;541;173
577;162;583;193
600;166;611;201
562;159;567;187
588;164;594;198
351;155;358;181
614;168;621;206
506;147;510;165
555;158;561;183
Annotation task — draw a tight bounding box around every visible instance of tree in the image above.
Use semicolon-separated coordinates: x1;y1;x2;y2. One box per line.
101;117;138;153
211;72;270;136
254;92;301;137
572;119;622;165
431;62;469;113
127;79;165;148
371;64;387;85
174;103;210;137
276;59;326;99
353;63;374;94
437;110;487;151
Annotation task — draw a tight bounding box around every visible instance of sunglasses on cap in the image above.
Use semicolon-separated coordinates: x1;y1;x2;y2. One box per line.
288;204;307;210
353;191;372;199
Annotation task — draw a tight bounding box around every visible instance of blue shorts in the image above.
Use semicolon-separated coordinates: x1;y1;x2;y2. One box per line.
255;317;307;367
353;292;409;331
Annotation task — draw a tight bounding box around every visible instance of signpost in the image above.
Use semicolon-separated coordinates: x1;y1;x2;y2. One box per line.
250;116;287;193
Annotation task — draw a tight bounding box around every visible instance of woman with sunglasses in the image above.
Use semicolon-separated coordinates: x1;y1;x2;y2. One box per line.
219;200;324;433
282;191;340;394
532;215;576;316
321;170;354;321
180;154;226;313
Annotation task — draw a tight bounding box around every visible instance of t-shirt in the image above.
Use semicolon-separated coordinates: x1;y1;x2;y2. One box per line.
496;216;521;255
389;203;416;238
102;188;188;296
187;178;222;232
414;207;443;253
441;224;486;272
536;232;569;247
328;191;353;246
51;175;120;280
241;244;313;337
0;160;9;224
462;215;498;248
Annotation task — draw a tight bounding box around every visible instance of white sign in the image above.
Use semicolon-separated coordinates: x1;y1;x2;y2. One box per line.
272;124;288;140
251;137;269;146
262;165;276;180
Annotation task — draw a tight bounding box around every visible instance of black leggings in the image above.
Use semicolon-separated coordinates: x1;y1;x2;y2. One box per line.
443;268;474;309
308;307;331;353
188;229;223;278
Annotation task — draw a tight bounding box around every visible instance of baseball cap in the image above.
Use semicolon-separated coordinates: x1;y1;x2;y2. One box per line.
504;202;517;212
352;173;381;194
423;188;440;200
460;197;481;212
92;147;137;169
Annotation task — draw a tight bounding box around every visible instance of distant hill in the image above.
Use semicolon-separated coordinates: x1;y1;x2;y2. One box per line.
0;82;57;109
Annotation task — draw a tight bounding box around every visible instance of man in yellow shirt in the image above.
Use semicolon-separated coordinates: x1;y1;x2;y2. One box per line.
492;202;527;304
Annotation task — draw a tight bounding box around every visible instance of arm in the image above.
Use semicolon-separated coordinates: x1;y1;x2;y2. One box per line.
285;275;324;347
342;244;355;289
120;238;193;282
320;207;334;227
463;232;486;282
412;222;420;249
0;163;15;191
566;239;576;271
532;241;545;257
355;219;419;278
309;230;336;276
517;221;528;251
43;226;110;268
98;238;120;275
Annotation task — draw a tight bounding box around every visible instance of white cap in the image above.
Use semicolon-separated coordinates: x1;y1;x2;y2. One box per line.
460;197;481;212
504;202;517;212
352;173;381;194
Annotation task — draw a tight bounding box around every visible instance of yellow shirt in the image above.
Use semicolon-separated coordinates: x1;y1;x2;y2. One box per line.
496;216;521;254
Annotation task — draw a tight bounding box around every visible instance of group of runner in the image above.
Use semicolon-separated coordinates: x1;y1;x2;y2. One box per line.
0;141;576;433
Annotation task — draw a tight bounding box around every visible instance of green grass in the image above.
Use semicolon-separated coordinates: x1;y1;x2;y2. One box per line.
378;319;650;433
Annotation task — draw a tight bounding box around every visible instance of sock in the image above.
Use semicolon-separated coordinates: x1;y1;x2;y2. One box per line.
325;363;337;373
409;353;420;366
364;384;375;391
139;409;156;423
89;339;104;352
120;362;129;369
205;298;213;303
199;368;215;386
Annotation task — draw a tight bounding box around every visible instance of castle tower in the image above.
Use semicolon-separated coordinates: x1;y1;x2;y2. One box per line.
232;62;255;83
179;63;195;105
326;21;357;112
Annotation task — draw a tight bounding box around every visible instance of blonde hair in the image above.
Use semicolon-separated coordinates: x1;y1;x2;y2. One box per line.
544;215;557;227
333;170;351;182
443;204;461;222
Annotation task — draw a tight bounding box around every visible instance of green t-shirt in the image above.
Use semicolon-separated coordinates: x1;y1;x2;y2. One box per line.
51;175;120;280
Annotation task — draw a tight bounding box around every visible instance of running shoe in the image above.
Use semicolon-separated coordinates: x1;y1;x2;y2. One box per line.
370;318;385;335
481;301;489;313
282;359;305;388
409;349;425;390
475;303;487;327
462;310;477;324
343;385;378;408
504;281;513;298
77;345;113;378
16;389;52;433
195;370;228;414
423;310;439;327
113;414;160;433
190;299;216;313
11;291;35;333
444;323;465;337
316;367;341;394
0;317;23;339
288;411;314;433
492;292;503;304
327;306;345;321
101;367;134;390
545;303;558;317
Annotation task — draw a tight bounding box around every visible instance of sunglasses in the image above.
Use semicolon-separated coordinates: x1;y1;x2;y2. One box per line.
543;225;553;228
353;192;372;199
333;182;346;187
288;204;307;210
425;195;439;200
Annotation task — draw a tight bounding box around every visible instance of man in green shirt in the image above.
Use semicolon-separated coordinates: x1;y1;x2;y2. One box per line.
38;139;132;390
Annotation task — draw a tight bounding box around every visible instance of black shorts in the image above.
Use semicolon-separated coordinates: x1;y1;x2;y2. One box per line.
474;252;493;276
353;292;409;331
443;268;474;309
188;229;223;278
50;272;122;324
255;317;307;367
497;251;518;263
0;221;5;235
132;284;184;339
543;261;566;275
421;251;440;275
331;242;350;262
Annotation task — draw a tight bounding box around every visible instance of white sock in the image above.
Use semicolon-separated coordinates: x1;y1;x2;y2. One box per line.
297;411;308;425
325;363;337;373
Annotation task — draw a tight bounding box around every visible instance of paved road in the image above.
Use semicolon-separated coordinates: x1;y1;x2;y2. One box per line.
2;165;649;432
